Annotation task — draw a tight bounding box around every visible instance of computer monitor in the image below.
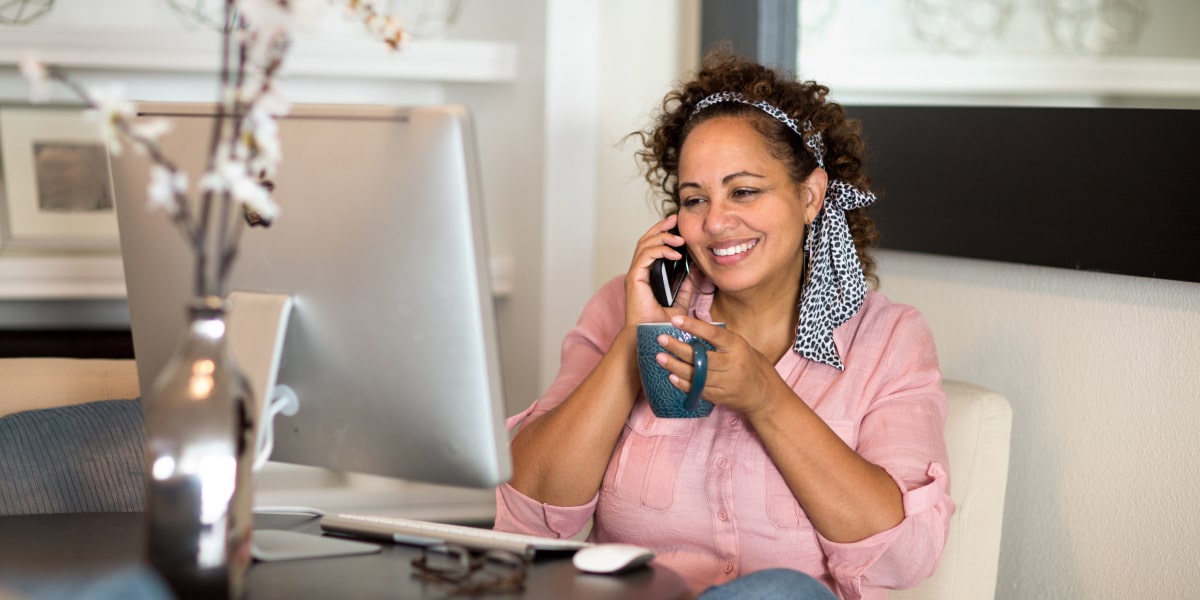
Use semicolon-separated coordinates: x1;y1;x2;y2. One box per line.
111;103;512;492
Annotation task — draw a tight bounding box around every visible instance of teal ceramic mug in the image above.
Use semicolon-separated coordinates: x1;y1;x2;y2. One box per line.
635;322;724;418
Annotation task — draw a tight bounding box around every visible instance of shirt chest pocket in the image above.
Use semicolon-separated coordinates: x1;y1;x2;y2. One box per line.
602;400;697;512
765;419;858;529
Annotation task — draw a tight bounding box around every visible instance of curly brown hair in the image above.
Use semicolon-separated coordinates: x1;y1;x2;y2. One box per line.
634;49;880;287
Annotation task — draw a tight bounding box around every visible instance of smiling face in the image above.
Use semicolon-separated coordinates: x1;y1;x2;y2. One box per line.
676;116;825;302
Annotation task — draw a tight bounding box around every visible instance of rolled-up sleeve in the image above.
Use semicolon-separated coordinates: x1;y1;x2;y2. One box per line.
493;277;626;539
818;306;955;597
493;401;601;538
818;464;952;597
494;478;598;539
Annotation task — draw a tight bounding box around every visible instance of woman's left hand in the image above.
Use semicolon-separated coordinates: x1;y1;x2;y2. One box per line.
656;315;783;416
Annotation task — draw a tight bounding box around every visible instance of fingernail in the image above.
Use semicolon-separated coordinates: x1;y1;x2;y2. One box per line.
671;315;684;326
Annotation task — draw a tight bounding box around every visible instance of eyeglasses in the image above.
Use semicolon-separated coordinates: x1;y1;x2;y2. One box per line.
410;543;530;595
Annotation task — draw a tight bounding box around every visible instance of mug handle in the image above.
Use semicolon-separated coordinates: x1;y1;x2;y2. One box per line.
684;339;708;412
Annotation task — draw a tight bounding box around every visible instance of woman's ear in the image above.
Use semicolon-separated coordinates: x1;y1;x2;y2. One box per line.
802;168;827;224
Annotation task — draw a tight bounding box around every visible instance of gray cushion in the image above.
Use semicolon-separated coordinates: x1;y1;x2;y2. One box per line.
0;398;146;516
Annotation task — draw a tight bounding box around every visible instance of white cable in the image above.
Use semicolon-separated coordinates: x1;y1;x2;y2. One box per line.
254;384;299;473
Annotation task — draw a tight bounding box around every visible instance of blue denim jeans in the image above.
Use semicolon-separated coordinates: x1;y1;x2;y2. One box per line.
698;568;839;600
0;565;172;600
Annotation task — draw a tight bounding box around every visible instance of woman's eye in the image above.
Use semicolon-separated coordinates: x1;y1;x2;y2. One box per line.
681;196;706;208
732;188;759;199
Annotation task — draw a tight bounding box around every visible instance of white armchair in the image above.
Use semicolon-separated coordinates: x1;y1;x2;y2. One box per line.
0;358;143;515
892;380;1013;600
0;357;140;419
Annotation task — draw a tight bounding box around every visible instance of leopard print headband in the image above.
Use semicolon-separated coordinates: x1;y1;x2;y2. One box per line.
691;91;878;370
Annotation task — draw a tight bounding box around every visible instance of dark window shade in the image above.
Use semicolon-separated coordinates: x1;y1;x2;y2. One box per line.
849;105;1200;283
0;330;135;359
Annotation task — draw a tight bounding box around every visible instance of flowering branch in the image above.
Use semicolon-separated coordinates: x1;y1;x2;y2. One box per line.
19;0;406;298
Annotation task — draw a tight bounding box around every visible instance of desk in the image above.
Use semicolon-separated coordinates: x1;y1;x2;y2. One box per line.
0;513;689;599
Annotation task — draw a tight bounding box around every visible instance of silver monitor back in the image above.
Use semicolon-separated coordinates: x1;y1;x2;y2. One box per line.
112;103;511;489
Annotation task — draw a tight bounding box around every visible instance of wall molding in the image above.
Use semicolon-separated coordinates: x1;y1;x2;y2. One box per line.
801;54;1200;104
0;255;126;300
0;26;517;83
0;253;514;300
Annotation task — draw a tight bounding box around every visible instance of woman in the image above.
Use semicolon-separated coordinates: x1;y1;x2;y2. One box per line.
495;51;953;600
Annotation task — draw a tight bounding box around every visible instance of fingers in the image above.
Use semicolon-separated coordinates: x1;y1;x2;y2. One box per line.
633;215;685;264
655;347;713;398
655;348;695;393
654;319;729;398
668;372;693;394
625;215;691;325
650;213;679;236
654;334;711;395
668;315;729;348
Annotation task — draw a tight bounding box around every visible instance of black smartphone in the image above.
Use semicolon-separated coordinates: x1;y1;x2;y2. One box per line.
649;227;690;307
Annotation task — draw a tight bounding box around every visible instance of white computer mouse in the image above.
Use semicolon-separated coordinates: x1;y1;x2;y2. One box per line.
571;543;656;574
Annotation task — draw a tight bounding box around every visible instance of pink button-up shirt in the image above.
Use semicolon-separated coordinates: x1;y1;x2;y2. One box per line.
495;276;954;599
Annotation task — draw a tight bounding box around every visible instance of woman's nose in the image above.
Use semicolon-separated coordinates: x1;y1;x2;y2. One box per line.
704;199;739;234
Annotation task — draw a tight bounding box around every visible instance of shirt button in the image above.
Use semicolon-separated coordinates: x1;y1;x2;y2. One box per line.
718;510;728;521
716;458;728;468
728;416;739;426
723;561;735;574
643;421;653;431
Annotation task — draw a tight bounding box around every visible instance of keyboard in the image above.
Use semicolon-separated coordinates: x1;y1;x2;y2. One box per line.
320;513;592;557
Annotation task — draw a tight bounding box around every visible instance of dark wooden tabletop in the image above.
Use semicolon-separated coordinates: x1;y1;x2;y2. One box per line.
0;512;689;600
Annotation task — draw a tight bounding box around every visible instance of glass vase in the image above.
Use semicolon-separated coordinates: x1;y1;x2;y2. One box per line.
143;296;256;600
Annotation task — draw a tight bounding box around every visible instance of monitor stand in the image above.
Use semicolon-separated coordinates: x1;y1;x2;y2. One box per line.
251;528;380;561
227;290;294;439
227;290;381;562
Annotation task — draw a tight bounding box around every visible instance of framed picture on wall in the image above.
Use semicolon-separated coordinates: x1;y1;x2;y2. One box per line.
0;106;120;253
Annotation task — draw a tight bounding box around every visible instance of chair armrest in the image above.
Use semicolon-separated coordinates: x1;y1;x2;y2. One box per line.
0;358;140;419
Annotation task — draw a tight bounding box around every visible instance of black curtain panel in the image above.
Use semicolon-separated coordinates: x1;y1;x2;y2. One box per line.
849;105;1200;283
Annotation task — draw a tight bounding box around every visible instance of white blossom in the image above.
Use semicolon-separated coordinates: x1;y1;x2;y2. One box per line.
238;0;330;34
236;0;289;36
84;83;136;156
200;154;239;194
131;117;172;145
365;13;388;38
200;157;280;222
18;51;50;103
256;84;291;117
382;20;408;48
147;166;187;216
232;174;280;222
341;2;404;48
244;106;282;176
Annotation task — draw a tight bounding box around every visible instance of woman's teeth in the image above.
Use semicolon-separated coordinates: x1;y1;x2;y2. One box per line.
712;240;757;257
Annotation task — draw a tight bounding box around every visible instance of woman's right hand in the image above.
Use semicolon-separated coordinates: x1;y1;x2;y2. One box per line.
625;214;696;328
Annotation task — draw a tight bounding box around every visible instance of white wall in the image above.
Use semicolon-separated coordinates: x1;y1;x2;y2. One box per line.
442;0;552;414
876;250;1200;599
592;1;698;293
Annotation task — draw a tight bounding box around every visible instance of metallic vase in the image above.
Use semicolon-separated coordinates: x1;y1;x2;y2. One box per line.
143;296;256;600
